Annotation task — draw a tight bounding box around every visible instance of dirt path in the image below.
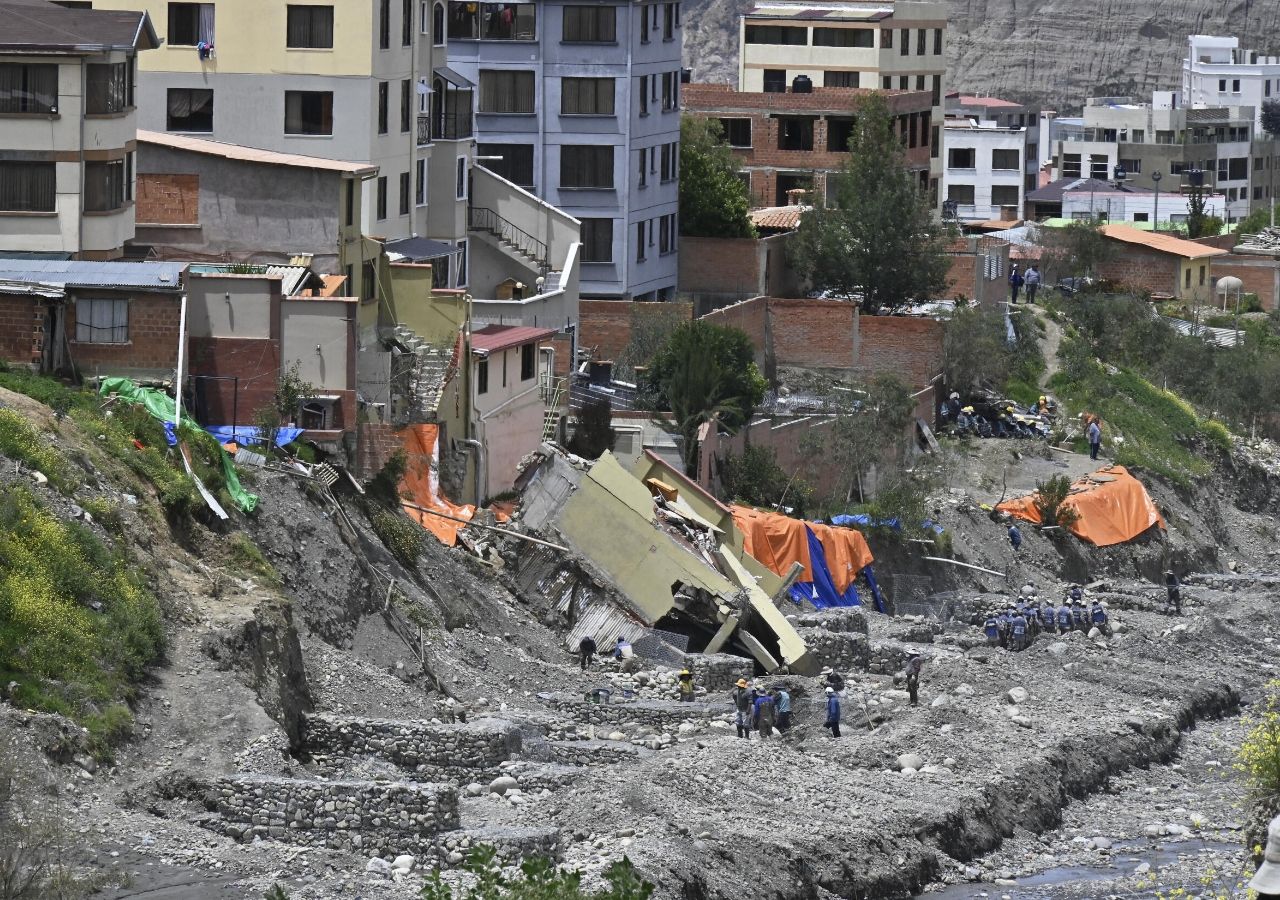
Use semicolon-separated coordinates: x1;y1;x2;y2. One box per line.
1034;307;1066;390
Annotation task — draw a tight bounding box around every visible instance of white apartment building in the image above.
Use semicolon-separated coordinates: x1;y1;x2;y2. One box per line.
0;2;158;259
738;0;946;204
448;0;682;301
942;118;1026;222
1183;35;1280;136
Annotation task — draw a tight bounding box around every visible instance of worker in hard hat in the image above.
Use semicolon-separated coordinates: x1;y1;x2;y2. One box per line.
752;688;776;739
677;669;694;702
957;405;975;432
731;678;752;739
823;686;841;738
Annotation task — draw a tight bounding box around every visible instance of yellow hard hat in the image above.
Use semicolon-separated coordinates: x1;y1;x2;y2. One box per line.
735;678;748;688
1039;395;1047;403
962;406;975;414
679;669;691;677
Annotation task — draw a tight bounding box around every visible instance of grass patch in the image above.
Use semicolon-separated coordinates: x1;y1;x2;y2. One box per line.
81;496;124;535
371;508;423;568
0;408;78;492
0;486;164;760
227;533;280;584
1049;348;1224;487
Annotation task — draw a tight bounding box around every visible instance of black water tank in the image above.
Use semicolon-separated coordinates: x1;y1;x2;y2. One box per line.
1187;168;1205;187
680;67;692;84
792;74;813;94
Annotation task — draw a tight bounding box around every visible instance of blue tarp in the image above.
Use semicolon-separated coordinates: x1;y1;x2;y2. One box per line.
789;526;861;609
205;426;305;448
827;514;945;535
863;564;886;613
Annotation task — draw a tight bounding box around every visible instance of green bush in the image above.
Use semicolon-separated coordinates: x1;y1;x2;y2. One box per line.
1032;474;1080;529
228;533;280;584
0;487;163;753
421;846;654;900
372;509;423;568
81;496;124;535
0;408;76;492
1239;679;1280;801
366;450;408;508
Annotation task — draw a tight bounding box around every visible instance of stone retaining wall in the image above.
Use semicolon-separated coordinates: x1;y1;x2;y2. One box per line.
682;653;754;691
494;761;583;793
303;714;520;781
793;608;870;635
544;694;724;729
795;629;870;672
204;775;458;854
868;644;912;675
549;739;652;766
437;826;562;866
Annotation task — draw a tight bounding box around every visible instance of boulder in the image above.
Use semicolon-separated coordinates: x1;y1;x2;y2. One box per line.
366;858;392;877
1007;687;1028;704
489;776;519;796
896;753;924;772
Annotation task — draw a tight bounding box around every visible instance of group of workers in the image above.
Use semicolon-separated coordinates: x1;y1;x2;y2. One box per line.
730;679;793;739
982;584;1110;650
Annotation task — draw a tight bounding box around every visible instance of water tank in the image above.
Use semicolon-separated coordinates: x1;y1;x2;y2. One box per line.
792;75;813;94
680;67;691;84
1186;168;1205;187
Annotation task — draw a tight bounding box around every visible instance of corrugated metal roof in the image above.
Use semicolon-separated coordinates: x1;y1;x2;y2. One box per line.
1161;316;1243;347
0;1;158;52
1100;224;1228;259
0;259;183;291
470;324;556;354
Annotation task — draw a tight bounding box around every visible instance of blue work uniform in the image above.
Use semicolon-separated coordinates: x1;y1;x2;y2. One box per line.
1057;605;1072;633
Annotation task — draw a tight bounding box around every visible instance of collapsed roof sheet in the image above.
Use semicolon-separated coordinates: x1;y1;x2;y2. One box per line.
996;465;1165;547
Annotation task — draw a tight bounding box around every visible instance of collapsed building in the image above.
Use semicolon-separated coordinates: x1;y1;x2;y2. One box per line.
514;448;819;675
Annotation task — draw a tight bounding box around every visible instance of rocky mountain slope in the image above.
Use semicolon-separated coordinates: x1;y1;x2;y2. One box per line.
682;0;1280;110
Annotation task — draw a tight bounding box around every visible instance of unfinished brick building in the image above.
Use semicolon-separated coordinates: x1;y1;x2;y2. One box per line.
682;83;934;209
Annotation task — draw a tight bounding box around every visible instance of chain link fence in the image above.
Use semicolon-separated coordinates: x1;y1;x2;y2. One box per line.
631;627;690;667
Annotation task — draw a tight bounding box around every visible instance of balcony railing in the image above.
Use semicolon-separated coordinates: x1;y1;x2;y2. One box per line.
419;108;473;143
468;206;549;273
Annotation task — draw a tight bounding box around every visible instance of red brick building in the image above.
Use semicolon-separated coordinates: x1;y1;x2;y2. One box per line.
0;260;185;378
682;84;934;208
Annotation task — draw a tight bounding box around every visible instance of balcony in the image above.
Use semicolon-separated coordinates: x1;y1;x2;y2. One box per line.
419;108;473;143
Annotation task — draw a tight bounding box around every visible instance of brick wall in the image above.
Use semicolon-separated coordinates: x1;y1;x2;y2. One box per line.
136;173;199;225
678;236;763;297
767;298;858;368
1211;255;1280;311
856;316;944;389
700;296;771;368
0;295;39;367
357;421;401;480
578;300;693;361
187;336;280;424
1097;245;1178;296
67;292;181;376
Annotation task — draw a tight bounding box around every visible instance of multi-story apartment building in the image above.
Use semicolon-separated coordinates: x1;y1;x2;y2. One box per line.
447;0;681;301
0;2;158;259
946;94;1043;194
1048;92;1277;225
91;0;473;284
737;0;946;205
683;83;933;208
941;117;1027;223
1183;35;1280;136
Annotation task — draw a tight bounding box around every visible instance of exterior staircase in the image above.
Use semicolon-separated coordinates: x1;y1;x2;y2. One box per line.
467;206;551;278
391;324;456;424
541;376;565;443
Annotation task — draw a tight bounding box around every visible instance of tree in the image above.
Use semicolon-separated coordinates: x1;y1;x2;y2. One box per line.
1032;474;1080;528
254;361;313;453
720;444;813;514
1184;178;1221;238
679;117;754;239
565;395;617;459
828;374;914;504
1263;99;1280;140
943;305;1016;395
1040;220;1116;280
646;321;766;474
788;93;950;312
1235;202;1280;235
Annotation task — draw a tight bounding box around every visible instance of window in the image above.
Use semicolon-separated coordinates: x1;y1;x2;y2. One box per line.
1218;79;1226;92
663;2;674;40
479;70;534;113
948;147;976;169
1089;154;1109;179
400;79;411;132
813;27;872;47
638;75;648;115
1062;153;1081;178
399;171;410;215
403;0;413;44
415;158;427;205
168;3;214;46
85;160;126;212
762;69;787;93
900;28;909;54
660;142;673;181
917;28;925;54
1185;267;1192;289
991;148;1019;170
661;71;676;110
778;116;813;151
992;185;1019;206
720;118;751;147
744;25;807;45
377;81;389;133
563;5;615;41
376;176;387;219
86;63;130;114
580;218;613;262
477;143;534;187
562;77;614;115
379;0;390;48
933;27;942;54
345;180;355;225
1233;79;1241;93
520;343;536;380
286;5;334;47
827;117;853;151
1199;264;1206;286
636;221;646;262
947;184;974;204
931;74;941;107
0;161;55;212
285;91;333;134
477;358;489;394
447;1;535;40
640;4;649;43
560;145;613;188
0;64;58;114
899;76;909;89
659;213;676;254
882;75;891;89
1229;157;1248;180
457;239;468;286
166;87;213;131
880;27;892;48
75;299;128;344
432;1;444;42
824;71;859;88
1118;157;1142;174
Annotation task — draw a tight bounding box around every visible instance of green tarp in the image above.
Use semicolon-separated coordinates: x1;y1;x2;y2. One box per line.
98;377;258;514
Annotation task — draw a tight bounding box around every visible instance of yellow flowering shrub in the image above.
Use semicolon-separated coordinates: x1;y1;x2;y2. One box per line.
1239;679;1280;800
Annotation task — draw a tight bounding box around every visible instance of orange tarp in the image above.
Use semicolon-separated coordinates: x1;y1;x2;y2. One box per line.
996;465;1165;547
399;424;476;547
731;505;874;594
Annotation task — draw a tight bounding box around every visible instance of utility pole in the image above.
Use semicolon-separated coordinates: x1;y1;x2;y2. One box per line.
173;292;187;433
